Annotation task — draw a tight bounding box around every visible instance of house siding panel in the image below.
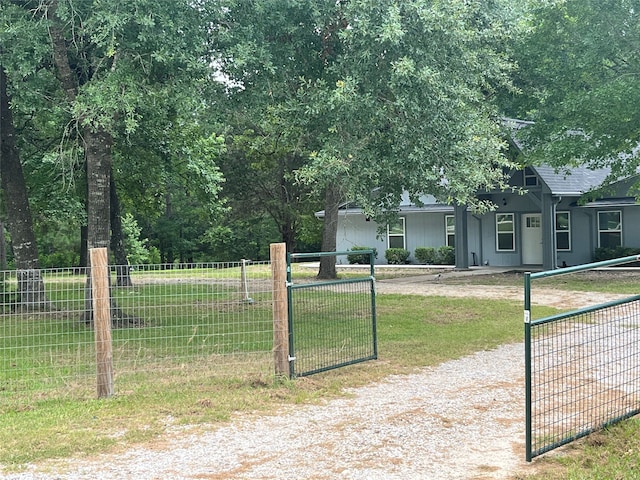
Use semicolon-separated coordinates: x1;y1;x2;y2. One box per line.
623;207;640;248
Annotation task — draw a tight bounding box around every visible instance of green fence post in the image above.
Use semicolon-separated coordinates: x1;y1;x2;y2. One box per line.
524;271;532;462
370;250;378;359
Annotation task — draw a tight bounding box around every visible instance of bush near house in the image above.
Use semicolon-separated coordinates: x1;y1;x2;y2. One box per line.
414;246;455;265
438;246;455;265
593;246;640;266
346;246;378;264
415;247;437;264
385;248;410;265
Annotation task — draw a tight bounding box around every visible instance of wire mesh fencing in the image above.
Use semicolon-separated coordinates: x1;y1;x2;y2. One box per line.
525;255;640;461
0;261;274;409
287;251;377;377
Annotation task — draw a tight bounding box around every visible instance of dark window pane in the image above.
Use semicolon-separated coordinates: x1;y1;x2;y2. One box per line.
557;232;570;250
600;232;621;248
389;236;404;249
498;233;514;250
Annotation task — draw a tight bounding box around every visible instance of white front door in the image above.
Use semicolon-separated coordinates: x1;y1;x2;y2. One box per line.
522;214;543;265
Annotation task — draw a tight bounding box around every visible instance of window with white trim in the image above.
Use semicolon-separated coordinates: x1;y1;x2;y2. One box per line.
445;215;455;247
556;212;571;251
524;167;538;187
598;211;622;248
388;218;406;249
496;213;515;251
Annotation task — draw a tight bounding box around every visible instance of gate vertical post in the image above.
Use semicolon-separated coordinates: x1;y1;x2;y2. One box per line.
524;271;532;461
90;247;114;398
271;243;290;378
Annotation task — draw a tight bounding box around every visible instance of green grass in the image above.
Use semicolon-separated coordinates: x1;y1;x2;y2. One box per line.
517;419;640;479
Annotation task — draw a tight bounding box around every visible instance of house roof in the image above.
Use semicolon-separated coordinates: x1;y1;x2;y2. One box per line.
532;165;611;196
504;117;634;197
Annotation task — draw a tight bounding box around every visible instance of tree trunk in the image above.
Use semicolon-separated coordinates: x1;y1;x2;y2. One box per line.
110;168;132;287
84;128;112;250
47;2;140;327
81;129;141;327
0;65;50;309
281;222;297;253
317;182;341;280
0;221;7;271
79;225;88;270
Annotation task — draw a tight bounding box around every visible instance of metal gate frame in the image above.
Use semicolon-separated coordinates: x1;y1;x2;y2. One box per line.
286;251;377;377
524;254;640;461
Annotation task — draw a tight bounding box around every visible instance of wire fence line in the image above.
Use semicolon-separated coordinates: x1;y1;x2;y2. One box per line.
0;260;275;408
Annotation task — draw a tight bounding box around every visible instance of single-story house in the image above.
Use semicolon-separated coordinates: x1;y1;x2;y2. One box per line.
317;122;640;270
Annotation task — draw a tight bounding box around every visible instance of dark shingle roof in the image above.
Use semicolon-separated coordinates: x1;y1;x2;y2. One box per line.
532;165;610;196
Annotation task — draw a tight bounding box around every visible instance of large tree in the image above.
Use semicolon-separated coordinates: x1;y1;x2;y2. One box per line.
215;1;329;255
219;0;520;277
0;65;49;308
4;0;225;322
0;3;59;308
506;0;640;179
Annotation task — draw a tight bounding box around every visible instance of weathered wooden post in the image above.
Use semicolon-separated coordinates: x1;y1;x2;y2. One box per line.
270;243;290;378
90;247;114;398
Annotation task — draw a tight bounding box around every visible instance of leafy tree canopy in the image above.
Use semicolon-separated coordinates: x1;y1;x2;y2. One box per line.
507;0;640;181
219;0;522;229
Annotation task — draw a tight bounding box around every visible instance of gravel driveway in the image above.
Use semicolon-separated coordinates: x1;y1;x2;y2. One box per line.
9;271;612;480
5;344;528;480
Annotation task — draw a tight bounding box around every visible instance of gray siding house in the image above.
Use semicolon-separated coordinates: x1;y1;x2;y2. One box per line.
320;164;640;269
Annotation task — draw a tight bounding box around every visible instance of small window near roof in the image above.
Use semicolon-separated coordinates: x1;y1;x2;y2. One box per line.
524;167;538;186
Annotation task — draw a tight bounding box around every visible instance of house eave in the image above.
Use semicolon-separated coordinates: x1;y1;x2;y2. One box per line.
577;198;638;208
314;203;454;219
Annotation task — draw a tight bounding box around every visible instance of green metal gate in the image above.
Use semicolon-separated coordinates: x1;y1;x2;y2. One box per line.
287;251;377;377
525;254;640;461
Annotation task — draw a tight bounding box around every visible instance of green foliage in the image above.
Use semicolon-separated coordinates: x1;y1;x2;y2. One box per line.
508;0;640;181
346;246;378;265
292;0;521;219
202;218;281;262
593;246;640;263
415;247;438;265
385;248;410;265
437;246;455;265
122;214;151;265
2;0;227;267
36;219;81;268
415;246;455;265
215;1;328;252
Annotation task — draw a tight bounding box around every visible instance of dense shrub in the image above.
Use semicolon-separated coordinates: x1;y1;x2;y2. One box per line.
414;246;455;265
594;246;640;265
437;246;455;265
347;246;378;264
385;248;410;265
415;247;438;264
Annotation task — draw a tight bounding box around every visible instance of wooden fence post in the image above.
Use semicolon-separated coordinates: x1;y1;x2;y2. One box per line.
90;247;114;398
271;243;290;378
